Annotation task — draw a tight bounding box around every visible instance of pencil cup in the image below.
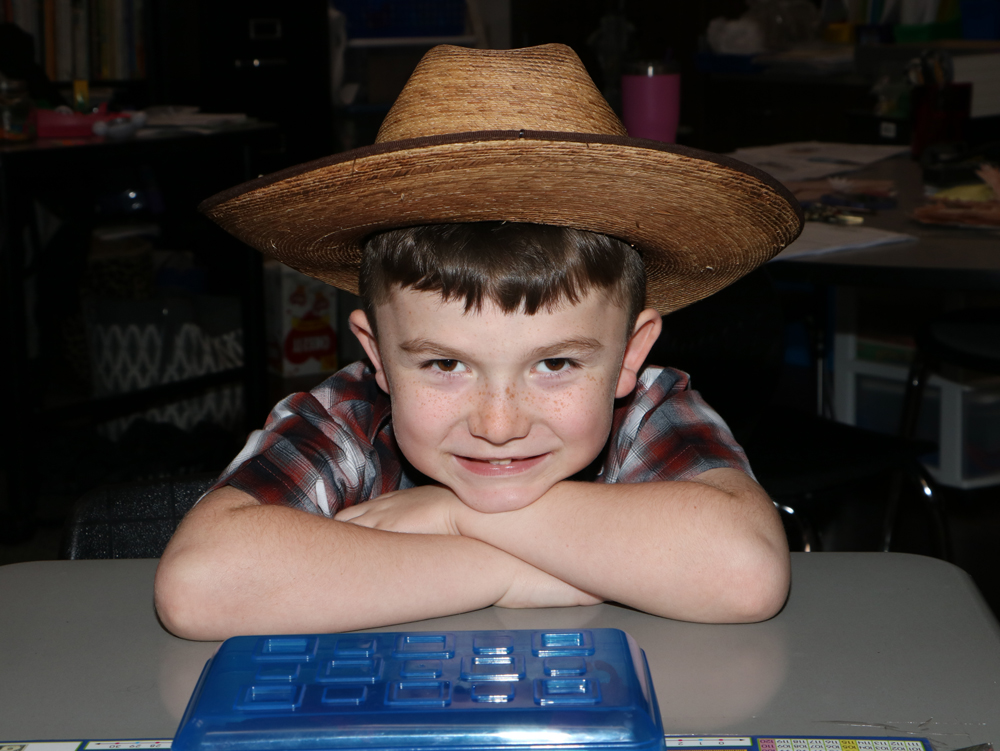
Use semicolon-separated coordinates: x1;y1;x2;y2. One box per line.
621;63;681;144
910;83;971;158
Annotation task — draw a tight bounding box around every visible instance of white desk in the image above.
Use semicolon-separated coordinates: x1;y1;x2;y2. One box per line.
1;553;998;745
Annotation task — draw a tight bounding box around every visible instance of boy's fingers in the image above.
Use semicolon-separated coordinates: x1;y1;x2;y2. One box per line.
333;506;367;522
334;492;402;522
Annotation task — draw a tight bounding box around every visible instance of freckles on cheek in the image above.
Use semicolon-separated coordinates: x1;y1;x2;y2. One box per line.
395;385;463;430
552;381;613;436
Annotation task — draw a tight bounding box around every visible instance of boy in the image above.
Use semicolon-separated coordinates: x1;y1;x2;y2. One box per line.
155;44;802;641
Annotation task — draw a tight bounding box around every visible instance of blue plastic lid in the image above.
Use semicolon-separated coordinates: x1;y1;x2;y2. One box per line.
173;628;664;751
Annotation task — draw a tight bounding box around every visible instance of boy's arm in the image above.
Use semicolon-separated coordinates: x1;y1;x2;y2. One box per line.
338;468;790;623
154;485;601;641
458;468;790;623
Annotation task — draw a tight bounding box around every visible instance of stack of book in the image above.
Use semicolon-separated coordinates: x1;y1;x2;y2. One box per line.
3;0;147;82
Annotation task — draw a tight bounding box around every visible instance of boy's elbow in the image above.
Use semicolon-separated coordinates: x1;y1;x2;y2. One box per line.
155;488;266;640
155;545;230;641
721;540;791;623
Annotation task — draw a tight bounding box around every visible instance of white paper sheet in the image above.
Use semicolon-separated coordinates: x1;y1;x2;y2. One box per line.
771;221;918;260
729;142;911;183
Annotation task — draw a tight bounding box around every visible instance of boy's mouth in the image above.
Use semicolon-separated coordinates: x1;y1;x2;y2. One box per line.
455;454;547;476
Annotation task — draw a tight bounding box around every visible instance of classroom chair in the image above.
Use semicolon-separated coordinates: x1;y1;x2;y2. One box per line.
890;306;1000;554
645;267;947;556
62;472;214;559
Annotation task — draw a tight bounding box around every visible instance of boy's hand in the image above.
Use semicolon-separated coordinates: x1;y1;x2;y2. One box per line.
334;486;604;610
334;485;465;536
495;568;604;609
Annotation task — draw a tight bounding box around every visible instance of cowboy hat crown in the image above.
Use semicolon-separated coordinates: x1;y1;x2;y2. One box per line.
377;44;626;141
200;43;802;313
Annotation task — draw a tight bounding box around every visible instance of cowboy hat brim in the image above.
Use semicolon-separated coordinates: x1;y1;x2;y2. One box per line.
200;129;803;314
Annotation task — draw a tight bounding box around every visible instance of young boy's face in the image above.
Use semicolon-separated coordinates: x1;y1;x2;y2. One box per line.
350;286;661;514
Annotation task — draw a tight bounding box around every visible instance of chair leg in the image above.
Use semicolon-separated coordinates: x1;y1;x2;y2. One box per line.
881;461;951;562
916;464;951;562
899;351;930;441
774;502;822;552
893;349;951;561
881;469;905;553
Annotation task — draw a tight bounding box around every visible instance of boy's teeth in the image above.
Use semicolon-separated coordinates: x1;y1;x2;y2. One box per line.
489;459;512;466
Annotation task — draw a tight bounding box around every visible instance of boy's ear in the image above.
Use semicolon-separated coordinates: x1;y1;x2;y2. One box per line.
615;308;663;399
348;309;390;394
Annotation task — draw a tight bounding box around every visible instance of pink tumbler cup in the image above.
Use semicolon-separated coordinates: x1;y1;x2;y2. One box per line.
621;63;681;143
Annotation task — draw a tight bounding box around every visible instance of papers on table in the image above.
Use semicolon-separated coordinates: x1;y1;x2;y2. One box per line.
143;112;248;128
771;221;918;260
752;43;855;73
783;178;896;204
139;106;249;135
730;142;910;183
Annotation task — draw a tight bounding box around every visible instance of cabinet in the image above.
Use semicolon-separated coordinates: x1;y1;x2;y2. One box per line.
196;0;338;167
0;124;276;540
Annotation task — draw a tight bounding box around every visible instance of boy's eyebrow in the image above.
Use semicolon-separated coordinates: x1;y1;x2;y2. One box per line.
526;338;605;359
398;339;464;358
398;337;605;359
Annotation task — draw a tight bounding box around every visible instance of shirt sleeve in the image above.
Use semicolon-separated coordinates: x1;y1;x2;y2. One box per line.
600;365;754;484
205;362;403;516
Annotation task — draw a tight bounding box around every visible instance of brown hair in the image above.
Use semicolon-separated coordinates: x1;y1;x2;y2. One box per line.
359;222;646;335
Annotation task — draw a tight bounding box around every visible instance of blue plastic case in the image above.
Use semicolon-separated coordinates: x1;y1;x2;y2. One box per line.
173;628;665;751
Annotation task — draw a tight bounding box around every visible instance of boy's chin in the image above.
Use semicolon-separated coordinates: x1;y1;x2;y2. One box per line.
452;486;548;515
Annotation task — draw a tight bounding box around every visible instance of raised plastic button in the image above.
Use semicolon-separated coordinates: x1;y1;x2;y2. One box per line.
321;686;368;706
392;633;456;660
471;682;516;703
235;684;304;711
543;656;587;676
317;658;382;684
473;634;514;655
460;655;525;682
254;663;301;681
333;636;378;657
253;636;318;662
387;680;452;706
401;659;443;678
531;631;595;656
533;678;601;705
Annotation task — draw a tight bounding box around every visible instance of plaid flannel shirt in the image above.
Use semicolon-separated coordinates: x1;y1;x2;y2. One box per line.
211;361;752;515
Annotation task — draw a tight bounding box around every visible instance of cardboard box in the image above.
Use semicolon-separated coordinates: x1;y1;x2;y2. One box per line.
264;261;338;377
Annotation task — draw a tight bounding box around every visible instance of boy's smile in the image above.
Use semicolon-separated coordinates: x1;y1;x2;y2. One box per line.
350;287;661;513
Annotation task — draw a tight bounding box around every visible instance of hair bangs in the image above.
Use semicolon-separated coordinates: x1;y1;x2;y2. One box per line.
360;222;645;334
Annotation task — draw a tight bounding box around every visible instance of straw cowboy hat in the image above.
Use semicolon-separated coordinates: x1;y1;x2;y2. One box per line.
200;43;802;314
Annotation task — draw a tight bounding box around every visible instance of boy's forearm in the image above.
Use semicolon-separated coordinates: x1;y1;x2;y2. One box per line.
452;468;790;623
154;487;594;640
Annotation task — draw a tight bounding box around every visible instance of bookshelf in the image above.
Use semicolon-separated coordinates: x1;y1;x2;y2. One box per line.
4;0;147;85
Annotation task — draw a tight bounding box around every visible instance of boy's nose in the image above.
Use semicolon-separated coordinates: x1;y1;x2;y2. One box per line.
469;385;531;444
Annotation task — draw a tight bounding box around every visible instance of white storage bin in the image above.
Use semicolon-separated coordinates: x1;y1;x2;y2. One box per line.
834;331;1000;489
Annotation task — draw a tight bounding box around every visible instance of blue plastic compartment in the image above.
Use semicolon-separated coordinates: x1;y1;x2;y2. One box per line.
173;628;665;751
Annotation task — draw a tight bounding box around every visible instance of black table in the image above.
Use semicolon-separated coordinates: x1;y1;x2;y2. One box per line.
769;156;1000;292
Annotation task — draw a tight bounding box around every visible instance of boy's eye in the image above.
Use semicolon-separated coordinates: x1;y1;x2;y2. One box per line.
431;359;466;373
536;358;571;373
